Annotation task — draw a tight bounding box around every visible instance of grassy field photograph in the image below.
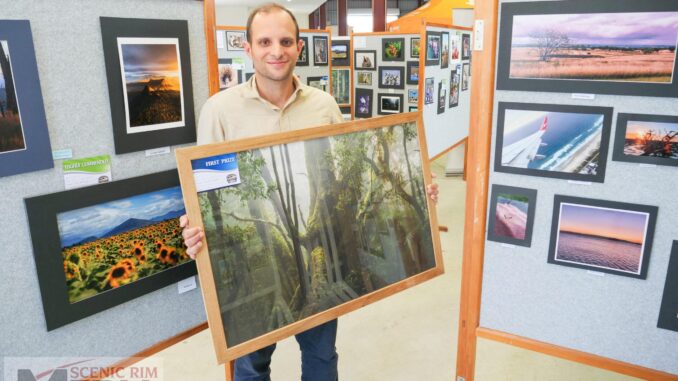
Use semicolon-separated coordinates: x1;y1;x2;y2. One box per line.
119;39;183;129
509;12;678;82
0;40;25;154
57;186;189;303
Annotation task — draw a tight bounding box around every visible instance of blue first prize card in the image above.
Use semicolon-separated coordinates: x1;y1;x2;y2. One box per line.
191;153;241;192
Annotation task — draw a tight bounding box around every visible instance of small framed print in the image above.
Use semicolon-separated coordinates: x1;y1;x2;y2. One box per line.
407;61;419;85
218;58;242;90
441;32;450;69
425;31;441;66
378;66;405;90
487;184;537;247
548;195;657;279
382;37;405;61
408;89;418;104
100;17;196;154
354;50;376;71
612;113;678;167
226;31;246;51
297;36;309;67
307;76;328;92
436;81;446;114
449;69;459;108
331;40;350;67
409;106;418;112
313;36;329;66
461;33;471;60
410;37;420;58
357;71;372;86
355;88;373;118
378;93;403;115
461;63;470;91
424;77;434;105
658;240;678;333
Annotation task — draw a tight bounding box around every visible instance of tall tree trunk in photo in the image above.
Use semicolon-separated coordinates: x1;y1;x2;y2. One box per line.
0;42;18;114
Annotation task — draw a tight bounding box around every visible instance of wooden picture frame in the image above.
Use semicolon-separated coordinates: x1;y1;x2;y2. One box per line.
658;240;678;332
547;195;657;279
494;102;613;183
100;17;196;154
0;20;53;177
378;66;405;90
496;0;678;97
175;113;443;363
486;184;537;247
382;37;405;62
24;170;197;330
612;113;678;167
331;40;350;67
354;88;373;118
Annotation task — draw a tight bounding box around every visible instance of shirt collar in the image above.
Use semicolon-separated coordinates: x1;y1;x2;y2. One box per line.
244;74;307;110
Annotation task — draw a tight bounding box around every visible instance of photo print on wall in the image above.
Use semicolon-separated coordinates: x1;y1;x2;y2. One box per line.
226;31;246;51
487;184;537;247
382;37;405;61
437;81;446;114
424;77;434;105
407;61;419;85
450;33;460;60
658;240;678;333
449;69;459;108
307;76;328;92
410;37;420;58
494;102;613;183
408;89;418;104
612;113;678;167
297;36;309;67
218;58;242;90
354;50;376;71
462;33;471;60
101;17;195;154
547;195;657;279
313;36;329;66
355;88;373;118
378;93;403;115
378;66;405;90
496;0;678;97
357;71;372;86
425;31;441;66
0;20;53;177
441;32;449;69
462;63;470;90
331;40;350;67
331;68;350;105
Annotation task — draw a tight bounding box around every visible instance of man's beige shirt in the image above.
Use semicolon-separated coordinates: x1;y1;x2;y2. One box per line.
197;75;343;144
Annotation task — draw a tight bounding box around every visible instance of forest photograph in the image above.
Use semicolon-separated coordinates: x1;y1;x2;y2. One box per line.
197;121;436;347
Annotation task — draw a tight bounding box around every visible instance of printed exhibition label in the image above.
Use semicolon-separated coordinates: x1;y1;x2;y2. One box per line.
191;152;241;192
62;155;112;190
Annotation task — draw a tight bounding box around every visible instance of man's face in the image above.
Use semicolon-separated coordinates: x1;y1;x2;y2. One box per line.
245;10;302;83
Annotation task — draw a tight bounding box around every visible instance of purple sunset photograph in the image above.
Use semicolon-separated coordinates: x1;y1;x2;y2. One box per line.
509;11;678;82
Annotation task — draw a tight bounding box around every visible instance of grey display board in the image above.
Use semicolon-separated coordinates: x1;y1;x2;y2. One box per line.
216;27;331;93
480;0;678;375
352;33;418;119
422;25;472;159
0;0;208;372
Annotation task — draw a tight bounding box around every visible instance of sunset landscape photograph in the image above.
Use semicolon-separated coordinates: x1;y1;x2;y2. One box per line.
622;119;678;159
119;38;184;131
509;11;678;82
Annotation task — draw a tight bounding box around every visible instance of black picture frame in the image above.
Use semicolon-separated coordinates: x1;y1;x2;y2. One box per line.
440;32;450;69
547;195;657;279
217;58;242;90
409;106;418;112
378;93;403;115
0;20;53;178
354;88;373;118
331;40;350;67
425;31;441;66
462;63;470;91
312;35;329;66
437;81;446;115
410;37;420;58
378;66;405;90
612;113;678;167
297;36;309;67
461;33;471;60
496;0;678;97
24;169;197;330
494;102;613;183
408;89;418;104
658;240;678;332
354;50;377;71
100;17;196;154
307;76;328;92
487;184;537;247
382;37;405;62
407;61;419;85
449;69;459;108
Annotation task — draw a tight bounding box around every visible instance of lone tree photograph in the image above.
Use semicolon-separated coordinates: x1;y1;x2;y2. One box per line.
195;120;437;347
0;40;25;154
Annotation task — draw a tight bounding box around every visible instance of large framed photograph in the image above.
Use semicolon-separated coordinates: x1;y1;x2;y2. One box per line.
0;20;53;177
612;113;678;167
226;31;246;51
407;61;419;85
331;68;350;106
354;50;376;71
100;17;195;154
331;40;350;67
658;241;678;333
496;0;678;97
378;66;405;90
175;113;443;363
425;31;441;66
382;37;405;61
296;36;309;67
378;93;403;115
547;195;657;279
354;88;373;118
312;36;329;66
487;185;537;247
24;170;196;330
494;102;613;183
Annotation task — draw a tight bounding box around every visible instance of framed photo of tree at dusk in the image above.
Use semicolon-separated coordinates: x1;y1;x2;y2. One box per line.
496;0;678;97
175;113;444;363
100;17;196;154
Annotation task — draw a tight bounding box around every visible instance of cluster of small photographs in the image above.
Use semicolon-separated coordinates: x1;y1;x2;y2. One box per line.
424;29;471;114
353;36;421;118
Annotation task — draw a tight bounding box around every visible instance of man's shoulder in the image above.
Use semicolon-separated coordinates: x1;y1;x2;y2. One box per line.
298;83;339;107
204;83;250;107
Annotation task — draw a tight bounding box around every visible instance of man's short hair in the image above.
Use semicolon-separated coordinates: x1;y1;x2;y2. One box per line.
246;3;300;43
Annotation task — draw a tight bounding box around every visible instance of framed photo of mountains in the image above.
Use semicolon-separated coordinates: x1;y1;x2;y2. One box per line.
100;17;196;154
175;113;443;363
25;169;196;330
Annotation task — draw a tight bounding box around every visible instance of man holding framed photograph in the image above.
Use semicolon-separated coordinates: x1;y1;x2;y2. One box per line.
181;3;438;380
